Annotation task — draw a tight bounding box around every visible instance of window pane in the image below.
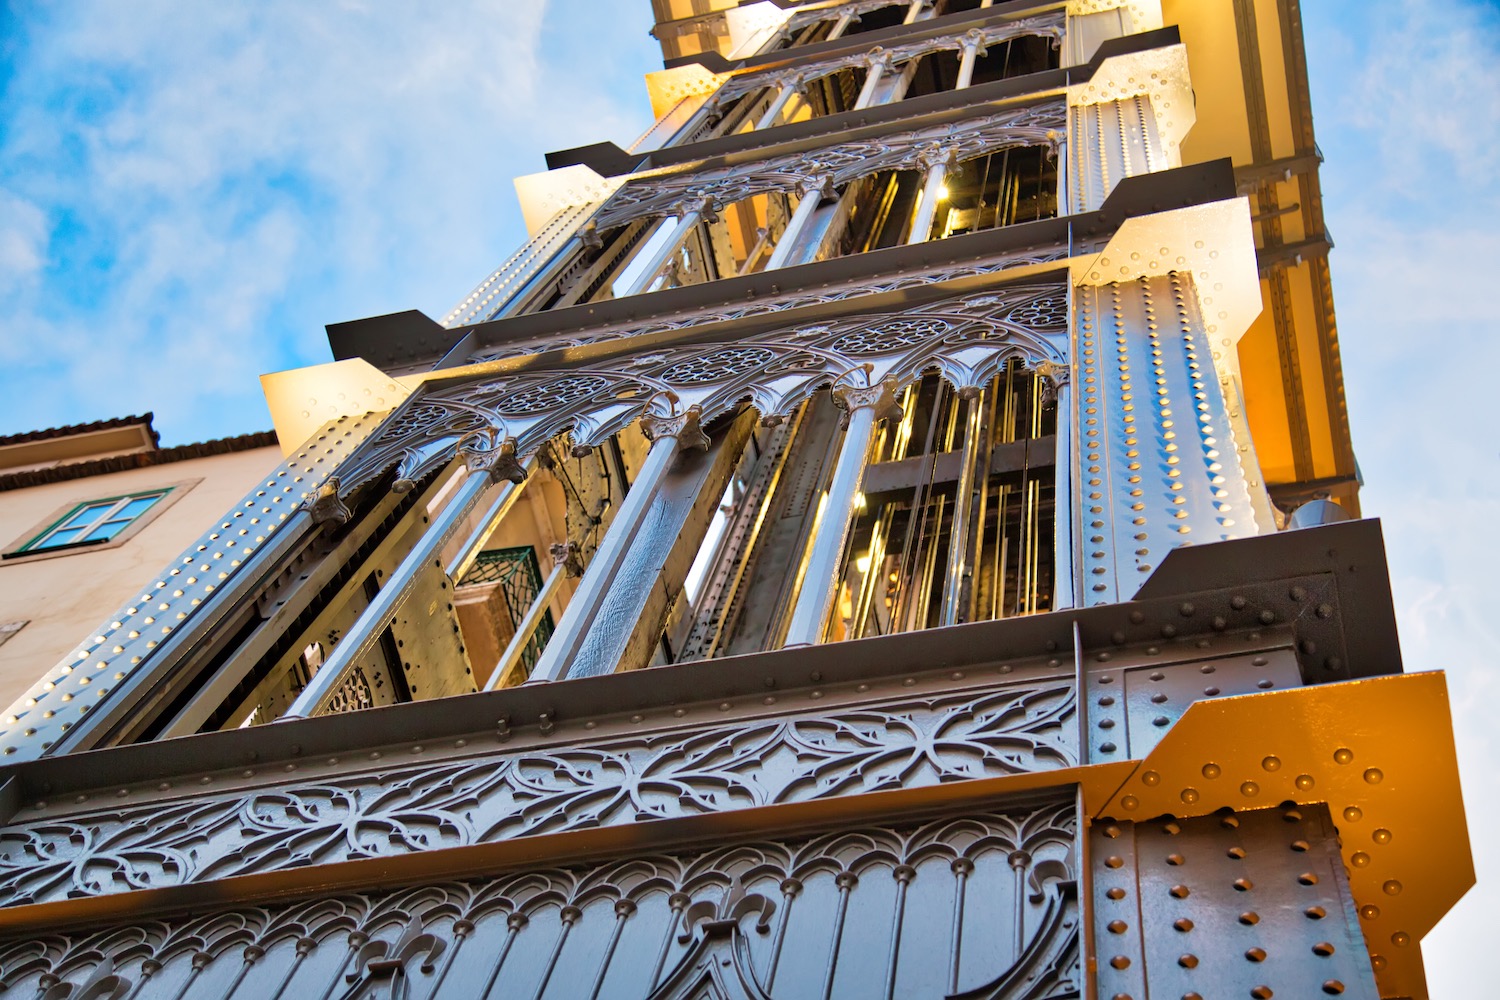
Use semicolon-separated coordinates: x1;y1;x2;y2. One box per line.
114;495;163;521
24;490;169;552
57;502;115;529
82;521;128;542
42;526;88;547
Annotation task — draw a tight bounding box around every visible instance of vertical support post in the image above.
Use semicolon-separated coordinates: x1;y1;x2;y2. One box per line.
285;432;527;718
784;377;901;647
764;179;829;271
621;205;704;297
905;149;951;245
903;0;927;24
755;76;800;130
853;51;893;110
529;404;711;682
483;543;579;690
827;12;855;40
955;30;984;91
940;389;985;627
1048;373;1076;611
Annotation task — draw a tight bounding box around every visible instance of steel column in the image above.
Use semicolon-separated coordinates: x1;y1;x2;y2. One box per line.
285;436;525;718
754;80;799;130
853;52;893;110
784;379;899;647
940;391;985;626
1052;381;1076;611
955;31;983;90
529;407;710;682
764;186;826;270
621;210;702;297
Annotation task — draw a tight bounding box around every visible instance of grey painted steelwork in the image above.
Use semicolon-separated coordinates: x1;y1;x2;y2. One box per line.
0;5;1395;998
783;379;899;646
1073;274;1264;606
530;404;710;682
0;522;1397;921
0;801;1077;1000
1091;804;1379;999
285;433;525;718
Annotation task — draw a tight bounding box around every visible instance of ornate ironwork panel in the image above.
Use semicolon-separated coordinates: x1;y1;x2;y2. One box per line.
0;669;1075;908
0;801;1078;999
470;244;1071;365
337;280;1069;498
714;14;1066;105
593;102;1065;231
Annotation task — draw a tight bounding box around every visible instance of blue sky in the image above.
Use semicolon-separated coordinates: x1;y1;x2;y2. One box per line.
0;0;1492;992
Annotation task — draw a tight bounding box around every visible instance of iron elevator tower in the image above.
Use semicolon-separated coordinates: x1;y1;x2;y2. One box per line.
0;2;1470;998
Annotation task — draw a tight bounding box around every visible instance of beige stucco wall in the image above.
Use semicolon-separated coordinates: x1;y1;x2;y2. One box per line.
0;446;282;710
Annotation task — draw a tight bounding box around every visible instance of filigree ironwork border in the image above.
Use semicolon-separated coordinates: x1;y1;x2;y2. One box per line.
0;677;1074;908
0;802;1077;1000
594;100;1065;231
333;280;1068;495
714;14;1065;105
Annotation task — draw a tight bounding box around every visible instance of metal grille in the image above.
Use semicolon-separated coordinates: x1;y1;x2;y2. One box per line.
460;546;555;678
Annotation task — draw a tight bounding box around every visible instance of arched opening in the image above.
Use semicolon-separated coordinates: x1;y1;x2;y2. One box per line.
824;168;928;257
792;63;869;121
706;189;800;276
920;145;1059;242
901;33;1061;101
827;363;1057;641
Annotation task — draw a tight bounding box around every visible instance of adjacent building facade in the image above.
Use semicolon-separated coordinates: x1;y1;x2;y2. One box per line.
0;2;1469;998
0;416;281;710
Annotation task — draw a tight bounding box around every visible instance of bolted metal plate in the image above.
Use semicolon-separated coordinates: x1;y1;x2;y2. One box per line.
1082;629;1303;765
1091;819;1149;1000
1093;672;1472;999
1118;647;1302;760
1094;804;1379;999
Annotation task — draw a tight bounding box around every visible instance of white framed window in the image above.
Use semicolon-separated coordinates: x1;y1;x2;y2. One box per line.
19;490;171;554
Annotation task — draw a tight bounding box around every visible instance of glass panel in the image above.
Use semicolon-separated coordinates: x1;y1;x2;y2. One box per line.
82;521;129;543
41;526;88;547
114;494;163;521
26;491;167;551
56;502;114;530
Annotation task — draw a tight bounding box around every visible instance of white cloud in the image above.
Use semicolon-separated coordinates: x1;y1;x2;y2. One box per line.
0;190;49;290
0;0;659;442
1306;2;1500;994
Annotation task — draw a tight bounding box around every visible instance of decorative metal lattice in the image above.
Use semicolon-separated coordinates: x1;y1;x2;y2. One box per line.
1004;292;1069;330
494;375;613;416
831;317;955;355
324;665;375;715
658;347;779;384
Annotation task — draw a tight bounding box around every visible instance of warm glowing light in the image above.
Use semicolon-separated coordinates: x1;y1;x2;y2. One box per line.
936;183;950;201
856;553;871;574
